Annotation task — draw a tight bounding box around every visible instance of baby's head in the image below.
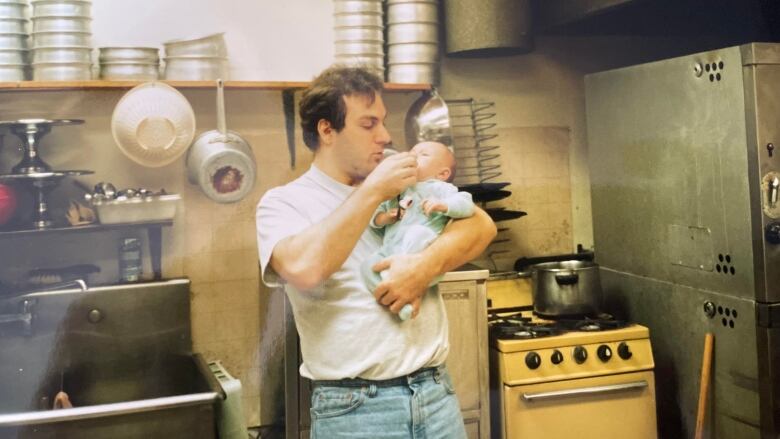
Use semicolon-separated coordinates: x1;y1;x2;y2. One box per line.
411;141;456;182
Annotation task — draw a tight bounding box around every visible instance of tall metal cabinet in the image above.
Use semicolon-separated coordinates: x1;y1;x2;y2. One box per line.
284;270;491;439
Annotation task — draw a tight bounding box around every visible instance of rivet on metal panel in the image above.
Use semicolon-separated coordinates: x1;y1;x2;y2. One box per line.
703;301;716;318
767;143;774;158
694;63;703;77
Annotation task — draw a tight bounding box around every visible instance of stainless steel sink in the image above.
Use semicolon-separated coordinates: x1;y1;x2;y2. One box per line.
0;279;224;439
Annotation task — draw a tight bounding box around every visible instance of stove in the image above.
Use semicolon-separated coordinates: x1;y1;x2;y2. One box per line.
488;310;658;438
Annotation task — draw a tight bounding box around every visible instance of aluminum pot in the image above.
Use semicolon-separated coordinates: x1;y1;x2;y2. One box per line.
334;39;383;56
333;13;382;28
334;53;384;69
388;42;438;63
31;16;92;33
99;47;158;63
32;46;91;63
163;56;228;80
99;62;158;80
334;25;383;42
163;32;226;57
186;79;256;203
388;22;437;43
0;2;26;20
31;0;92;17
0;48;25;64
32;61;91;80
387;2;438;24
531;260;603;317
32;31;90;47
333;0;382;15
390;62;437;85
0;33;27;50
0;63;24;80
0;18;27;34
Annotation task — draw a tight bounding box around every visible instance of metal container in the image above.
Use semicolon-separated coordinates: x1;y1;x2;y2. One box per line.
387;22;437;43
333;0;382;15
32;16;92;33
444;0;533;56
0;33;27;50
163;56;228;80
31;46;91;63
388;62;436;84
32;61;91;80
0;48;25;64
404;88;450;146
0;63;24;80
0;279;223;439
334;53;384;69
163;32;226;57
387;2;438;24
388;42;438;63
0;18;26;34
99;61;158;80
333;13;382;28
334;39;383;56
31;30;90;47
99;46;158;63
31;0;91;17
333;25;383;42
530;260;603;317
0;2;26;20
93;194;179;223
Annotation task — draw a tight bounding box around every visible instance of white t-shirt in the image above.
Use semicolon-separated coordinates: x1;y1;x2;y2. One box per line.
256;165;449;380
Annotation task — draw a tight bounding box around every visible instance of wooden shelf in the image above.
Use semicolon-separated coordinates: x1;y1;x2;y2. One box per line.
0;219;172;238
0;80;432;92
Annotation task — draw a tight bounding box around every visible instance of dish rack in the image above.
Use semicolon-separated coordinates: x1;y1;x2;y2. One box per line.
446;98;502;185
446;98;511;269
208;360;247;439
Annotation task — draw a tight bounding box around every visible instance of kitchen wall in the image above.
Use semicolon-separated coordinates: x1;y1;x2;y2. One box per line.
0;0;725;428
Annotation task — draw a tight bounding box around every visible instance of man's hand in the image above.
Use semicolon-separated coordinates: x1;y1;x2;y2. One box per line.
421;198;448;216
371;253;435;318
362;152;418;200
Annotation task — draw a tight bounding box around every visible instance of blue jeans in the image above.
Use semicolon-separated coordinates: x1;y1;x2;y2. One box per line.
309;365;467;439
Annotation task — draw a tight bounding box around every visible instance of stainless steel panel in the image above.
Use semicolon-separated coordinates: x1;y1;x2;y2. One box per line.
587;45;755;300
600;269;761;438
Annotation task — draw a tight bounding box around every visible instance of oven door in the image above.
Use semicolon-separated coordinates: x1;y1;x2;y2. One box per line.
501;371;657;439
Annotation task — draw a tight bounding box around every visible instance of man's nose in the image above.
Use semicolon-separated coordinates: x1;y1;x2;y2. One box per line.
375;124;391;145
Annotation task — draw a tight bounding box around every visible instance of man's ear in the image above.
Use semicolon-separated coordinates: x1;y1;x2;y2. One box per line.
318;119;333;146
437;168;452;181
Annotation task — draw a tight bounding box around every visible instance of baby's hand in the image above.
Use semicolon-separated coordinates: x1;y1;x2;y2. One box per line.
421;199;448;216
375;209;403;226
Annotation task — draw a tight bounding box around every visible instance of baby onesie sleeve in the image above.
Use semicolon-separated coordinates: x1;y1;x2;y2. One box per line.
431;181;475;219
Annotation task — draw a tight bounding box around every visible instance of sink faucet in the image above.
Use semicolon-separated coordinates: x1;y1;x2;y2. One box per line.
0;279;87;336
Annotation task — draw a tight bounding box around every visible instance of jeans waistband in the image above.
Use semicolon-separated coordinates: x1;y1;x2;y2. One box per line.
313;364;446;388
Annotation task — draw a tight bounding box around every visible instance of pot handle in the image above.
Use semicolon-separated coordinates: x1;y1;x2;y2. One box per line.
554;271;579;285
216;78;227;136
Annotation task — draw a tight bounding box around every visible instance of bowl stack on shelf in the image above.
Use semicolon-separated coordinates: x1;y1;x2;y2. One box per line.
387;0;439;84
333;0;384;79
98;47;159;81
30;0;93;80
0;0;29;81
162;32;228;80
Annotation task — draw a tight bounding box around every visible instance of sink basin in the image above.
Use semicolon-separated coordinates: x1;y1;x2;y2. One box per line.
0;279;224;439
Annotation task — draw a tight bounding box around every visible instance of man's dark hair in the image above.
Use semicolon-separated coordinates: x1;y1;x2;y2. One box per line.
299;66;384;151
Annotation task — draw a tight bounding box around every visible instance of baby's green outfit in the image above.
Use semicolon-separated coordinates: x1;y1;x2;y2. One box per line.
361;179;474;320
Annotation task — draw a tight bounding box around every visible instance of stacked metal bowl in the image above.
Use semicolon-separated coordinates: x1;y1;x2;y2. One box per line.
30;0;92;80
98;47;159;80
387;0;439;84
0;1;29;81
162;32;228;80
333;0;384;79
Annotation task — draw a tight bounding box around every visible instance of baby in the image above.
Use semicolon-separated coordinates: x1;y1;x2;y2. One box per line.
361;141;475;320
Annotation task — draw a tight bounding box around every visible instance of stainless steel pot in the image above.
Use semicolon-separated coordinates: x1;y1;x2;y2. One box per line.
531;260;603;317
185;79;256;203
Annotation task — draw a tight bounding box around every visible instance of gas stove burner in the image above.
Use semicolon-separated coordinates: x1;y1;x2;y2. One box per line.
555;317;629;332
490;321;565;340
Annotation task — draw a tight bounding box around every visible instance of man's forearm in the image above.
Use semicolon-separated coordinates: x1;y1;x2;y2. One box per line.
419;206;496;276
271;185;384;290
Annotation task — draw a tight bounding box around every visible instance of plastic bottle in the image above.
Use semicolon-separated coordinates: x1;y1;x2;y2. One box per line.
119;237;142;282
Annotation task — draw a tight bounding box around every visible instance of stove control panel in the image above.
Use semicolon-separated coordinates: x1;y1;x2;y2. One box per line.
497;338;654;385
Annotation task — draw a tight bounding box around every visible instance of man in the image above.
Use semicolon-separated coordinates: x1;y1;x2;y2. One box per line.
256;66;496;438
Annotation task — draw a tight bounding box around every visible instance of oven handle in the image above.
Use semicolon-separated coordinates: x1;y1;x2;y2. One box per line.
522;380;648;402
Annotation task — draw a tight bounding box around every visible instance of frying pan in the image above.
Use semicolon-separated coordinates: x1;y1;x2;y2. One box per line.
470;189;511;203
485;207;526;222
457;182;510;194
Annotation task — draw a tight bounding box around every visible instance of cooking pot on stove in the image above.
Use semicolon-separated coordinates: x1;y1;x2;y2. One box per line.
531;260;602;317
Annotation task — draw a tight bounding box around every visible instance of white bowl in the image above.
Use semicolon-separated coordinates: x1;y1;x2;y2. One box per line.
111;82;196;167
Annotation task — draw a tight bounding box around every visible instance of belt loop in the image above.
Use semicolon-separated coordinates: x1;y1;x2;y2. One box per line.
367;383;377;397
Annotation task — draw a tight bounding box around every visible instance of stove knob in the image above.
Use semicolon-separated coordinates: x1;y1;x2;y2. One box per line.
767;222;780;244
551;350;564;365
618;342;633;360
573;346;588;364
525;352;541;370
597;345;613;362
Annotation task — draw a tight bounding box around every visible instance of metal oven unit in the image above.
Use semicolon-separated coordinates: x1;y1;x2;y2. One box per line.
489;314;658;439
586;43;780;438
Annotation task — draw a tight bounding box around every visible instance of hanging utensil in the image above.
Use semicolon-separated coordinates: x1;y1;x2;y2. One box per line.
186;79;257;203
282;89;296;169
